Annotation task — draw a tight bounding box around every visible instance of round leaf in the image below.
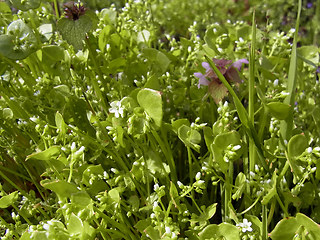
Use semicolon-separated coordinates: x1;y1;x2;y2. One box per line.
288;134;308;159
137;88;163;127
199;223;240;240
0;20;38;59
267;102;291;120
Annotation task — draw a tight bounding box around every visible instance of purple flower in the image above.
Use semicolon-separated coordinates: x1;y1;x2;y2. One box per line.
194;58;248;103
307;2;313;8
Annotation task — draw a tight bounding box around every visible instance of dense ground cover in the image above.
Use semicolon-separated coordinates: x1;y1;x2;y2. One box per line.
0;0;320;239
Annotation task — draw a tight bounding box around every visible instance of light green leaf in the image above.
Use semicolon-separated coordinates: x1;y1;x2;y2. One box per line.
137;88;163;127
267;102;292;120
41;179;80;200
142;48;171;74
26;146;60;161
199;223;240;240
0;191;18;208
67;213;83;236
288;134;308;159
178;125;201;152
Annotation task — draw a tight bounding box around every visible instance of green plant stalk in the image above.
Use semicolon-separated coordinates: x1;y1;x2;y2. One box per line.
187;147;193;187
262;205;268;240
151;129;177;183
224;162;233;223
205;55;269;171
85;36;109;114
53;0;60;18
0;165;32;182
280;0;301;142
249;11;257;174
0;169;25;194
93;206;137;240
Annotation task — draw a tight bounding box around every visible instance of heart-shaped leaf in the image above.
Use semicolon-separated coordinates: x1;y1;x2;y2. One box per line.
57;15;92;50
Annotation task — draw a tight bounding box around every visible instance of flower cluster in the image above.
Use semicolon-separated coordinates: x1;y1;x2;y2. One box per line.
63;1;86;20
194;58;248;103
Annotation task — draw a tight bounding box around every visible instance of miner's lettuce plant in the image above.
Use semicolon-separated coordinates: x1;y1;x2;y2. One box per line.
0;0;320;239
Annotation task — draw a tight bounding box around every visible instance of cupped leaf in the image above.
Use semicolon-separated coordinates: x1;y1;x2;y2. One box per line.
57;15;92;50
288;134;308;159
0;20;38;59
11;0;41;11
137;88;163;127
178;125;201;152
267;102;291;120
199;223;240;240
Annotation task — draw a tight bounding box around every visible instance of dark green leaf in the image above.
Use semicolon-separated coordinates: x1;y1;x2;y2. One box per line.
57;15;92;50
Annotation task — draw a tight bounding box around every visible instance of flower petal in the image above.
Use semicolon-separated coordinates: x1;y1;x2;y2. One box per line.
231;59;249;71
194;72;210;88
202;62;211;71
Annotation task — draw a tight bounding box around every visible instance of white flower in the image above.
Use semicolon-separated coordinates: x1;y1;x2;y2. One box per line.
109;101;124;118
165;226;171;234
237;218;253;232
154;183;159;191
195;172;201;181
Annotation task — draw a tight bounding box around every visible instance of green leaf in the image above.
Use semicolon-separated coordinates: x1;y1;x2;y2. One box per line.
137;88;163;127
41;179;80;200
67;213;83;236
199;223;240;240
57;15;92;50
0;20;38;59
178;125;201;152
0;191;18;208
142;48;171;74
42;45;65;64
11;0;40;11
2;108;13;119
26;146;60;161
296;213;320;238
267;102;292;120
288;134;308;159
261;171;277;205
171;119;190;134
269;217;299;240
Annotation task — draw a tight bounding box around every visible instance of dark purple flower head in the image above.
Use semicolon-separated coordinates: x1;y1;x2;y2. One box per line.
64;1;86;21
307;2;313;8
194;58;248;103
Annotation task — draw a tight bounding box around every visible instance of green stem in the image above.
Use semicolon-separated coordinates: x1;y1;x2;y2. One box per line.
53;0;60;19
249;11;257;174
262;205;268;240
151;129;177;183
85;36;108;114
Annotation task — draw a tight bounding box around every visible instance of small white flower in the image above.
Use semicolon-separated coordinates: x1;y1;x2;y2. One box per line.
195;172;201;181
237;218;253;232
232;145;241;151
43;224;50;230
165;226;171;234
177;181;183;188
273;79;279;86
154;183;159;191
307;147;313;154
109;101;124;118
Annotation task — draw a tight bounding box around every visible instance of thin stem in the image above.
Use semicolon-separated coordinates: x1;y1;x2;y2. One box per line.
262;205;268;240
249;10;257;174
